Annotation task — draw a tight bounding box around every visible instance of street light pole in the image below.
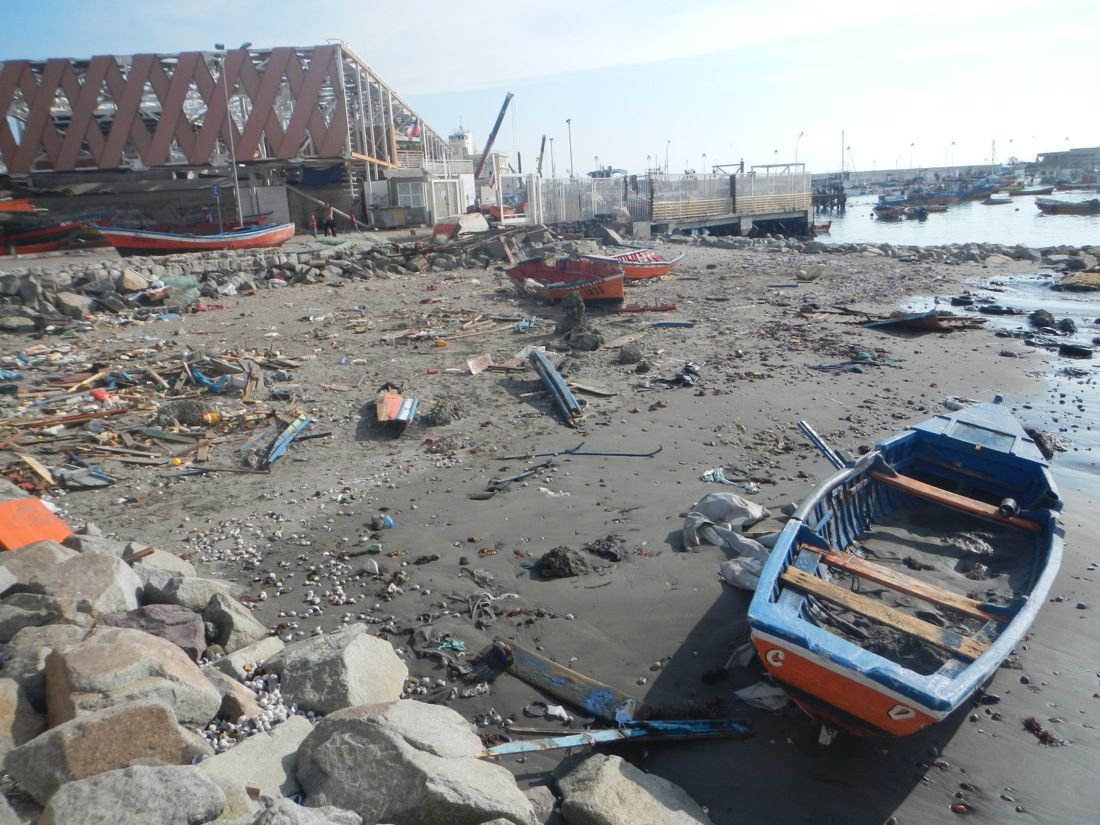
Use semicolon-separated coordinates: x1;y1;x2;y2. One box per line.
565;119;574;180
795;131;804;164
665;140;670;175
214;43;247;228
549;138;555;178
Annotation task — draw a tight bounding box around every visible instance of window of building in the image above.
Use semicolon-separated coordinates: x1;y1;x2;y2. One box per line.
395;181;425;208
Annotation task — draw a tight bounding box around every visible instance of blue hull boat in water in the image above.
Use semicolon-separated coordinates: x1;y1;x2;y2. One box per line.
748;400;1062;736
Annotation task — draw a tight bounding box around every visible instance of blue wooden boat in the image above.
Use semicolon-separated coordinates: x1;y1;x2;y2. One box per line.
748;400;1062;736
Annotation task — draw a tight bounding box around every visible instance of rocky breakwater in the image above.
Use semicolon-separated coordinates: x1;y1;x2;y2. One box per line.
673;231;1100;272
0;229;559;335
0;478;556;824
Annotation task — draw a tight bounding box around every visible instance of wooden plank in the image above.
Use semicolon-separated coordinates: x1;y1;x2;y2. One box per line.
869;470;1042;533
16;453;54;487
804;545;1007;624
779;566;989;661
500;641;641;725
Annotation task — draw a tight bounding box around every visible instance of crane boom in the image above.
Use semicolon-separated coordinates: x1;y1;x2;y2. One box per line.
536;135;547;176
473;92;514;180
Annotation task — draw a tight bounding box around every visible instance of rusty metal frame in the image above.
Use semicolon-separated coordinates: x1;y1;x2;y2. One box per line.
0;44;452;175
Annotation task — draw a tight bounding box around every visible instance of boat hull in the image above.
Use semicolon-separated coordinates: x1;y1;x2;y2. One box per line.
1035;197;1100;215
748;402;1061;737
508;259;626;302
751;631;942;736
95;223;296;256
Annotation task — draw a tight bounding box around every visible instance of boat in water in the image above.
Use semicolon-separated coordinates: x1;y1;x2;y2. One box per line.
981;194;1013;205
873;205;905;222
1035;197;1100;216
1012;185;1054;197
748;400;1062;737
507;258;625;302
812;221;832;234
580;246;683;280
94;222;296;256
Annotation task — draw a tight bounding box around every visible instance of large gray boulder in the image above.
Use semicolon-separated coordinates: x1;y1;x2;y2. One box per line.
146;575;240;611
54;291;93;319
0;677;45;759
556;753;713;825
265;626;407;714
211;636;285;681
296;700;537;825
38;764;225;825
225;798;361;825
204;593;268;654
0;796;17;825
130;548;197;592
5;699;211;805
1;624;89;711
98;603;207;661
29;553;143;617
44;626;221;727
201;665;263;720
0;592;94;641
198;715;313;820
0;540;77;595
62;533;129;558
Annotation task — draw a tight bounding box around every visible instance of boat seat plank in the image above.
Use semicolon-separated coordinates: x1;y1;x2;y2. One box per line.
800;544;1008;624
780;566;989;661
868;470;1042;533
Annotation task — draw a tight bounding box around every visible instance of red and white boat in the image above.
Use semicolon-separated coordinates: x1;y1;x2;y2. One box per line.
580;246;683;280
507;258;625;302
94;223;296;257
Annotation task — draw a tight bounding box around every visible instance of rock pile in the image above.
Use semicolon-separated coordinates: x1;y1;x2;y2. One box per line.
0;482;558;824
0;229;563;333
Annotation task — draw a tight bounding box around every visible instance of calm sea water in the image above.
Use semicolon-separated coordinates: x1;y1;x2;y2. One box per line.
822;193;1100;247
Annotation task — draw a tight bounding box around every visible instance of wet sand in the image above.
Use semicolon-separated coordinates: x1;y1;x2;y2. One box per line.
4;238;1097;824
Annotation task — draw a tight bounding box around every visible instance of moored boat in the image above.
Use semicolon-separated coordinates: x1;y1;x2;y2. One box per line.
981;194;1013;205
1035;197;1100;215
873;205;905;221
507;258;625;302
580;246;683;280
94;223;296;257
748;400;1061;737
1012;185;1054;196
812;221;832;234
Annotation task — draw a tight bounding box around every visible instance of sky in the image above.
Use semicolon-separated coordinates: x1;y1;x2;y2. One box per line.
3;0;1098;175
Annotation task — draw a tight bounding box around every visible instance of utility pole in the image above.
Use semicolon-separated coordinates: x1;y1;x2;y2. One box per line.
565;118;574;180
213;43;248;227
549;138;556;178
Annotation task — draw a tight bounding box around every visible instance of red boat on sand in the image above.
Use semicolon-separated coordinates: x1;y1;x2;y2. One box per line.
507;258;625;302
580;246;683;280
95;223;296;257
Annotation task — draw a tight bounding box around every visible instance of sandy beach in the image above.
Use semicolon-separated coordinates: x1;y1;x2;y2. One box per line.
2;236;1097;825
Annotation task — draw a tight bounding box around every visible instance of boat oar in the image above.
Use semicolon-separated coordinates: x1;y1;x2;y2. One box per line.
797;421;846;470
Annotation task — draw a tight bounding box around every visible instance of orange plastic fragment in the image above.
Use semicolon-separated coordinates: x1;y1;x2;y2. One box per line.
0;498;73;551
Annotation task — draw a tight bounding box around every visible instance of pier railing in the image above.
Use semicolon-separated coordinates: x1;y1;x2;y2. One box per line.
533;167;810;225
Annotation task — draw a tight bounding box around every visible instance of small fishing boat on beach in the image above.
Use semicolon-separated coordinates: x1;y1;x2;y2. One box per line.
748;400;1061;737
507;258;625;302
1035;197;1100;216
580;246;683;280
94;222;296;256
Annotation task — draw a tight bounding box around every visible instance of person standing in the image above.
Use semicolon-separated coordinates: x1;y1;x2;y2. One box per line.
308;215;318;238
323;203;337;237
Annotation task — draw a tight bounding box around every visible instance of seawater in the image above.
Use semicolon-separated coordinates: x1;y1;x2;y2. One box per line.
902;275;1098;491
821;194;1100;247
